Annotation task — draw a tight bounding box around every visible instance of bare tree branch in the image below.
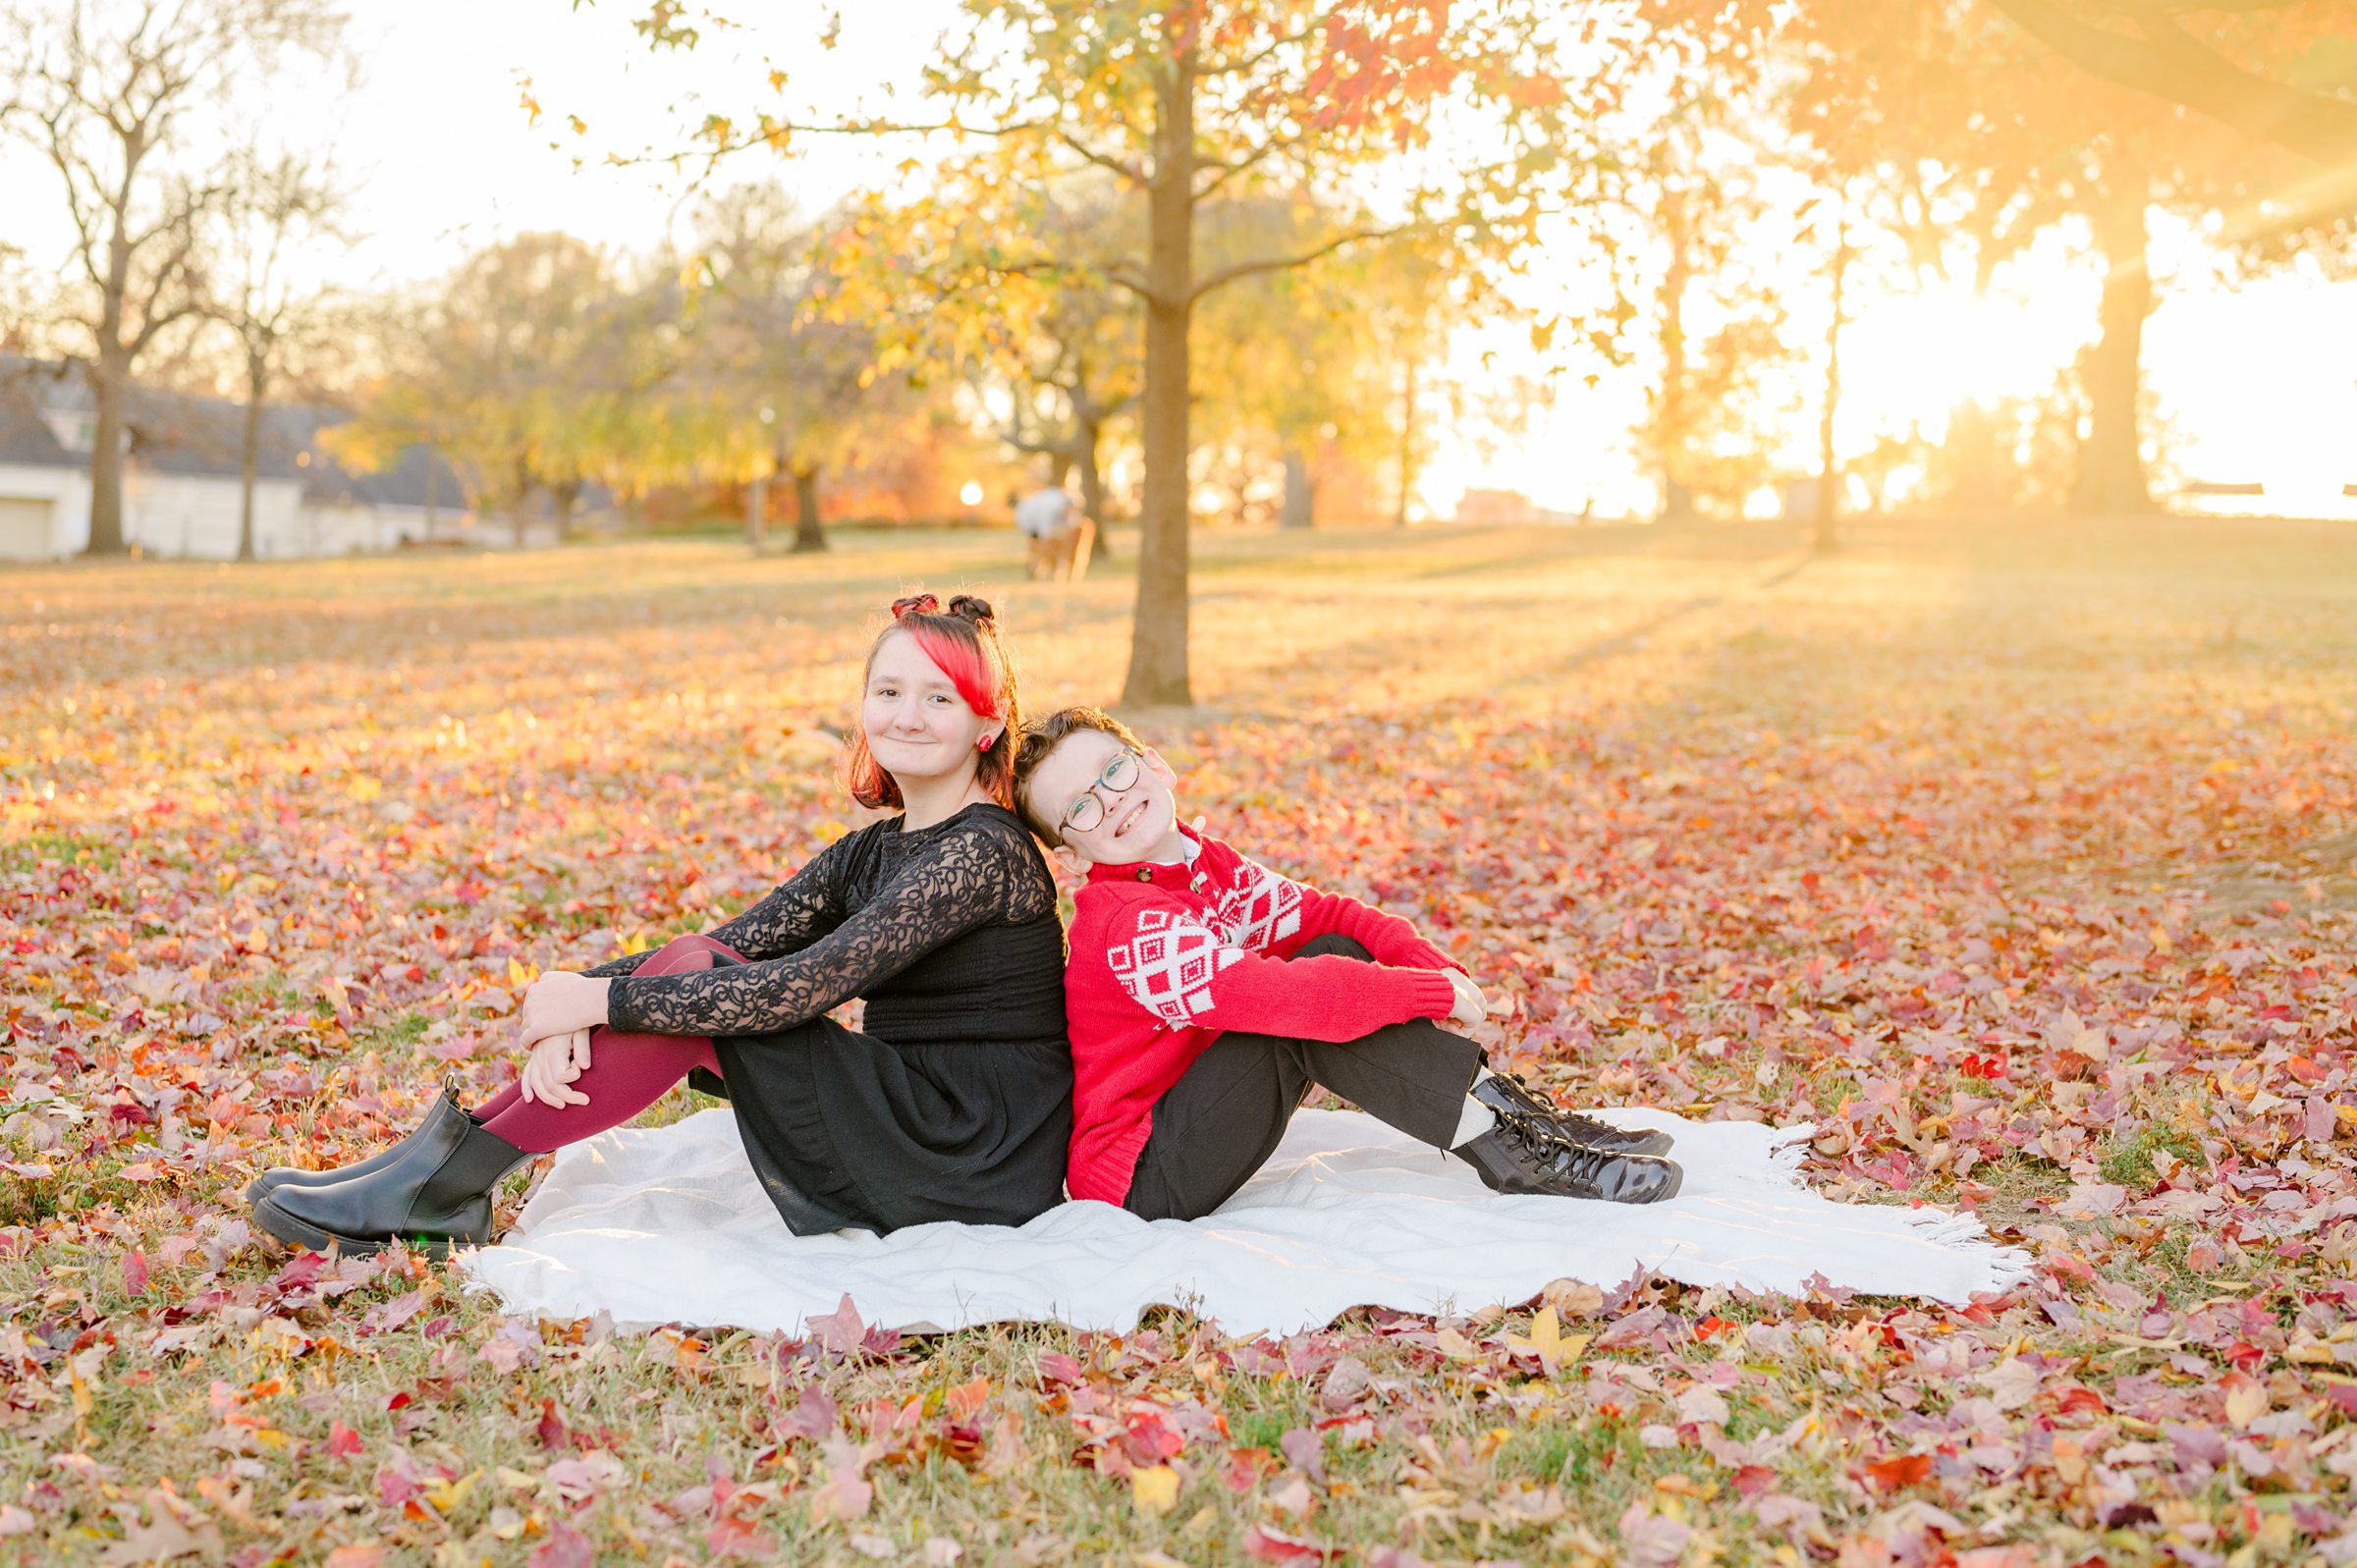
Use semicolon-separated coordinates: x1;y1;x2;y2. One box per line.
1194;124;1310;201
1188;224;1403;304
1195;20;1322;79
1053;128;1145;184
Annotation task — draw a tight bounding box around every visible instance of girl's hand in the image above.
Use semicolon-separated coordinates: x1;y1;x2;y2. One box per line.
1446;970;1489;1029
516;972;611;1053
520;1027;592;1108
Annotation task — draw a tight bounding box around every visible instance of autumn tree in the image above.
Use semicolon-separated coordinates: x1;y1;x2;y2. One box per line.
1612;104;1799;524
1;0;347;556
827;172;1142;542
1639;0;2354;515
673;184;904;554
1980;0;2357;223
204;144;349;561
1191;206;1544;530
606;0;1602;705
337;233;657;535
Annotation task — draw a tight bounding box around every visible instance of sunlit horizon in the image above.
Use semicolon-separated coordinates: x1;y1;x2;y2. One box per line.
6;0;2349;522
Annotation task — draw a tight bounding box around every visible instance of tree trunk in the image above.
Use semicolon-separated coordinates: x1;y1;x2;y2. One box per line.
423;443;440;538
746;472;769;551
1120;53;1198;708
85;356;131;556
1814;199;1850;556
791;463;827;553
2070;179;2156;514
1945;393;2007;511
553;480;581;540
1394;356;1416;527
1075;416;1114;567
1281;448;1316;529
238;353;266;562
1655;192;1698;525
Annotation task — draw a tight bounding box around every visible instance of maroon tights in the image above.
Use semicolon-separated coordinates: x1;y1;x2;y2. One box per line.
469;935;739;1153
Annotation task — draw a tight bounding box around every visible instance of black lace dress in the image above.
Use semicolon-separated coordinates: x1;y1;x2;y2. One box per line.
587;802;1071;1235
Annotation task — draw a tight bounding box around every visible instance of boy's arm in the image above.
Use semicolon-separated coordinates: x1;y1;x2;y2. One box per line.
1269;863;1465;973
1097;892;1457;1044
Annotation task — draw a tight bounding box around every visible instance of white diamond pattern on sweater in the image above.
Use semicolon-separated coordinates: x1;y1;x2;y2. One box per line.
1108;909;1242;1023
1210;861;1304;951
1106;863;1305;1025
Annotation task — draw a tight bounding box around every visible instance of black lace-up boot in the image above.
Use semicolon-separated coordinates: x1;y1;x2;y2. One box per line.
251;1107;535;1260
1455;1106;1684;1204
1472;1073;1674;1158
243;1080;483;1205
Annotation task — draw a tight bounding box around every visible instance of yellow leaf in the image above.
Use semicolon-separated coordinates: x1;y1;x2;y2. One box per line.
1505;1306;1590;1377
422;1469;480;1513
348;775;382;801
1531;1305;1562;1372
1130;1464;1179;1517
1434;1325;1478;1360
2224;1379;2268;1428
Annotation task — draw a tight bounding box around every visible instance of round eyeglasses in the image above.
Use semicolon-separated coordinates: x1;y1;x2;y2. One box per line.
1063;748;1142;834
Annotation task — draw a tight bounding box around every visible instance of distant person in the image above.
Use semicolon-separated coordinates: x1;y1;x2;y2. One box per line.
1014;477;1094;583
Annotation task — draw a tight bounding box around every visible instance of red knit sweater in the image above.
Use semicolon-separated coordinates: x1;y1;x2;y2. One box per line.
1064;824;1463;1206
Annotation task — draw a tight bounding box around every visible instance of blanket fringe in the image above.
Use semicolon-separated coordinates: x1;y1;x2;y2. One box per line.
1895;1205;2038;1294
1759;1123;1816;1190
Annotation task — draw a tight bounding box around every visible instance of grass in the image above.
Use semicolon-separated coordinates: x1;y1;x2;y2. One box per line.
3;512;2355;1564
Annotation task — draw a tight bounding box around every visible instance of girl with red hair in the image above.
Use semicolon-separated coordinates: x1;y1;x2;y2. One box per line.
247;593;1072;1255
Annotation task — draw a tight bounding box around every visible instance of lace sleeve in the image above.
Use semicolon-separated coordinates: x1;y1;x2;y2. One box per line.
604;813;1043;1037
580;834;852;979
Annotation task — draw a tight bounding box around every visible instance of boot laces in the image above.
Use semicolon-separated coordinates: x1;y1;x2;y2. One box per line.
1496;1108;1606;1178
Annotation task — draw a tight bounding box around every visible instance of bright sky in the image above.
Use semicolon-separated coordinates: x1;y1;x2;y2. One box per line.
5;0;2350;521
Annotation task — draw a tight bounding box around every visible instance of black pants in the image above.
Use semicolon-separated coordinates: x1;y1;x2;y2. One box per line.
1123;935;1486;1221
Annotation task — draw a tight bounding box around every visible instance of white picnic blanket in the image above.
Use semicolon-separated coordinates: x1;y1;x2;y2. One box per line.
454;1107;2031;1337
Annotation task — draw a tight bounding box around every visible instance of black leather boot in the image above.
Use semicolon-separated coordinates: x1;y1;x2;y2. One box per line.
1456;1107;1684;1204
242;1081;484;1205
1472;1073;1674;1157
250;1110;535;1260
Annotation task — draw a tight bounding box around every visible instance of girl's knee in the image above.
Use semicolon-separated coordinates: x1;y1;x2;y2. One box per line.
637;935;733;975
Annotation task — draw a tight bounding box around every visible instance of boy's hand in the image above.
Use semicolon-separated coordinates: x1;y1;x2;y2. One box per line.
520;1028;592;1108
1446;971;1489;1028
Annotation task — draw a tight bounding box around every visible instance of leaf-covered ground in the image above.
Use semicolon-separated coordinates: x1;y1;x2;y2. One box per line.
5;514;2355;1567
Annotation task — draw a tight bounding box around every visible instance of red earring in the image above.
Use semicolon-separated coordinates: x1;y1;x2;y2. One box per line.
978;734;995;752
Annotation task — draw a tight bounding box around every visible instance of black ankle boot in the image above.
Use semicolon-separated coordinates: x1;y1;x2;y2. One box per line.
1456;1108;1683;1204
250;1111;535;1260
242;1080;484;1205
1472;1073;1674;1157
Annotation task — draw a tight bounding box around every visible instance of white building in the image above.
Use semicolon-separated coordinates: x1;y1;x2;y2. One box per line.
0;358;567;561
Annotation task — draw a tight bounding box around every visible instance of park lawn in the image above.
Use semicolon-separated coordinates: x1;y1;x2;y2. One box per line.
3;513;2355;1567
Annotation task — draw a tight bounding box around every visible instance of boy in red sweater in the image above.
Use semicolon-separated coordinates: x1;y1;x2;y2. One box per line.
1013;707;1681;1220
